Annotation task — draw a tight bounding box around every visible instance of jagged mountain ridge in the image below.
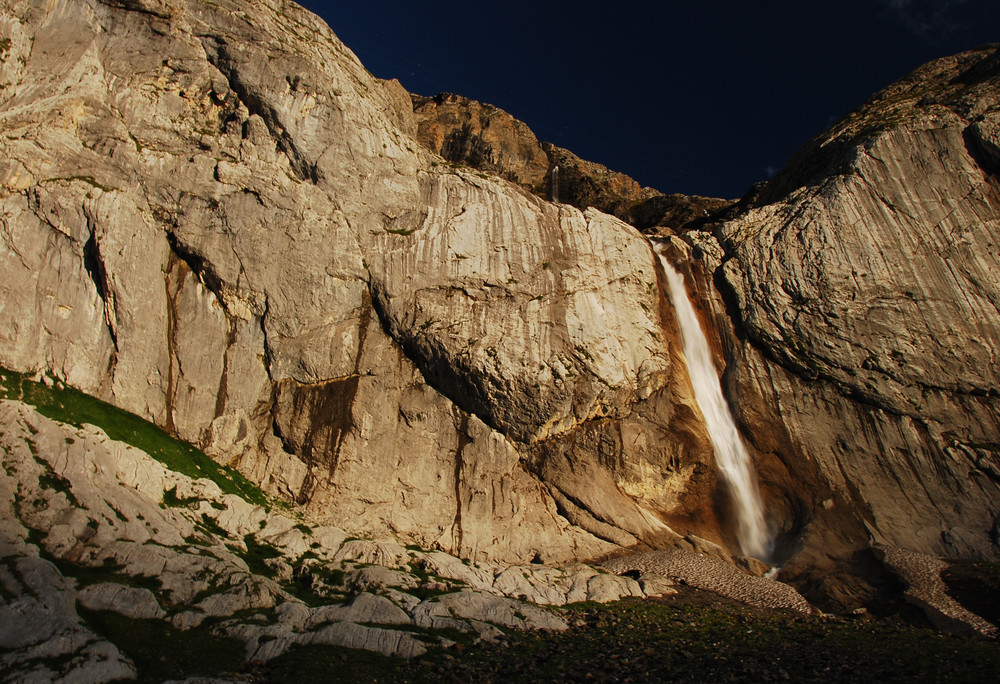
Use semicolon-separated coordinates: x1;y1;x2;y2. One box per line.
0;0;998;613
411;91;735;233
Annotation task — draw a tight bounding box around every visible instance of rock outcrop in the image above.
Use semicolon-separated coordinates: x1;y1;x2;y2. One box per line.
0;0;725;567
721;44;1000;562
411;92;550;190
411;91;734;232
1;0;999;622
0;395;660;679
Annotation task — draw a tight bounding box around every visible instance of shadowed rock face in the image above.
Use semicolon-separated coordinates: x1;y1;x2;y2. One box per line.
1;0;998;608
411;92;734;232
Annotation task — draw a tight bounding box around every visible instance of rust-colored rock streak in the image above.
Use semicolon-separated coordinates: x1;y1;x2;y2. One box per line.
655;244;771;559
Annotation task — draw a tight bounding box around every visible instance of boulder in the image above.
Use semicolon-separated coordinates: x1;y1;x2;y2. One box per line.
76;583;166;620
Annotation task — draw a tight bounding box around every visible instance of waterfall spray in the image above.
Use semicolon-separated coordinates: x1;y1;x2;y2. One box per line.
551;165;559;203
655;244;772;559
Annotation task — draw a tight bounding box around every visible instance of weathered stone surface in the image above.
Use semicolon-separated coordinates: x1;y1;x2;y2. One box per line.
0;557;79;650
0;398;692;681
411;92;550;190
876;545;997;637
412;551;497;592
583;572;645;604
301;622;428;659
76;583;166;619
305;592;412;630
345;565;419;592
0;0;725;563
334;540;410;568
636;573;678;598
708;45;1000;584
0;553;136;683
492;566;573;606
195;582;275;618
425;590;568;632
603;550;812;613
3;0;1000;623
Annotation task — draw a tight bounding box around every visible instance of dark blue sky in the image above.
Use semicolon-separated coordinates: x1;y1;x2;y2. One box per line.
297;0;998;199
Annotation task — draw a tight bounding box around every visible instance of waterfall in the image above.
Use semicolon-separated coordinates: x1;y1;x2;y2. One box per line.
655;244;772;559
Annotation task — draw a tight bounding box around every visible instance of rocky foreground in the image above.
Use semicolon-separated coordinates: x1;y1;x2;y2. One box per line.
0;384;636;681
1;371;997;682
384;594;1000;684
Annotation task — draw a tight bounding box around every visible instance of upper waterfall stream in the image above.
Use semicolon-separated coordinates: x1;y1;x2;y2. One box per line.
656;244;772;559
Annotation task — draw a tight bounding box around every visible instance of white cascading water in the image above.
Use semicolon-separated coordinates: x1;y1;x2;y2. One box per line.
655;244;772;559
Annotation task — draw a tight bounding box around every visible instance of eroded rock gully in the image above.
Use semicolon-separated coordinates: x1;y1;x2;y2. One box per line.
0;0;998;629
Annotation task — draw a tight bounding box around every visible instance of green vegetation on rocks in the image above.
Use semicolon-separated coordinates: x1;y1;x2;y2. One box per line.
45;556;162;595
243;592;1000;682
78;607;246;683
0;368;269;506
235;533;283;578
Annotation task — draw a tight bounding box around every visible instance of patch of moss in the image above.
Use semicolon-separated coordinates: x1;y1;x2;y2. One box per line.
0;368;269;507
44;554;161;594
183;533;210;548
423;596;1000;683
259;643;401;682
314;565;345;588
405;561;463;601
196;513;230;540
384;225;418;236
27;446;82;507
36;471;80;507
78;606;245;683
218;606;280;627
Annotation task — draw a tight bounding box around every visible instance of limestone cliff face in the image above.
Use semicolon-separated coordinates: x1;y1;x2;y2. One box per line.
0;0;722;565
410;92;550;190
705;44;1000;597
3;0;999;607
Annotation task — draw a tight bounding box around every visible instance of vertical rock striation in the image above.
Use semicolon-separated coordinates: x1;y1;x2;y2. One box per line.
0;0;724;566
708;44;1000;600
1;0;998;608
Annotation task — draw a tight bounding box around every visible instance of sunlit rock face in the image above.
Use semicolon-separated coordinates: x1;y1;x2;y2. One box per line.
405;40;1000;598
712;44;1000;596
2;0;998;606
0;0;719;565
